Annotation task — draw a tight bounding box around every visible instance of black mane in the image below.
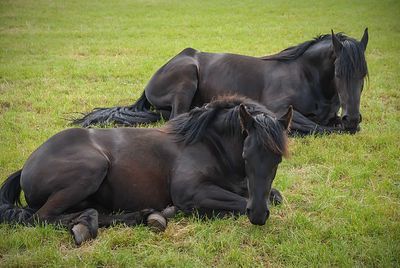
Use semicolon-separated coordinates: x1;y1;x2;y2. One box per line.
260;35;327;61
260;33;341;61
260;33;368;81
166;95;288;156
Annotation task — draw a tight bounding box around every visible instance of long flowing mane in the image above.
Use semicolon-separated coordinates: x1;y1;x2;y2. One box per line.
166;95;288;156
260;35;328;61
260;33;368;80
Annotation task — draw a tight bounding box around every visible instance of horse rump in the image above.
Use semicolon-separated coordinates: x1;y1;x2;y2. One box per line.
72;92;161;127
0;170;35;223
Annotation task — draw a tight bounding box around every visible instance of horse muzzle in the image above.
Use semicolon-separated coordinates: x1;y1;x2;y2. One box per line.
246;207;270;225
341;114;362;134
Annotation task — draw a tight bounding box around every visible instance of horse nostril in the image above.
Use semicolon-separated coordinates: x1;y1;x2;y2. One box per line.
359;114;362;123
342;115;349;122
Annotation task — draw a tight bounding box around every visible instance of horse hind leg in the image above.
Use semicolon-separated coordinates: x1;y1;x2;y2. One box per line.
148;77;198;120
97;209;168;232
145;55;199;120
169;85;198;119
26;207;99;246
30;187;101;246
69;209;99;245
28;162;108;245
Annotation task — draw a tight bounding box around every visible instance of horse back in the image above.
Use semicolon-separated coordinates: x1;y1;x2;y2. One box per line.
194;52;275;105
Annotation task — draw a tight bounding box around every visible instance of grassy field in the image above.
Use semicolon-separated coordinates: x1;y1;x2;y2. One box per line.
1;0;399;266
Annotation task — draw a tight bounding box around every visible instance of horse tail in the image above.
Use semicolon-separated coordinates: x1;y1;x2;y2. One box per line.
0;170;35;223
72;92;161;127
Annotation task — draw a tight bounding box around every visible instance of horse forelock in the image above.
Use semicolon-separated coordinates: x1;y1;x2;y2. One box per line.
335;38;368;81
166;95;288;157
253;114;289;157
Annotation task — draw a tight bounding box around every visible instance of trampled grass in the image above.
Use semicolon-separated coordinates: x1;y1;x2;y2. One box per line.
0;0;399;266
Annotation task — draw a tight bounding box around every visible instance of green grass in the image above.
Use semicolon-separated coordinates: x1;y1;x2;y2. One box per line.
1;0;399;266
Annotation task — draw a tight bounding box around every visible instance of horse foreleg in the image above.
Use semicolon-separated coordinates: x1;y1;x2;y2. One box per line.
290;110;341;135
191;186;283;217
178;184;247;218
269;188;283;205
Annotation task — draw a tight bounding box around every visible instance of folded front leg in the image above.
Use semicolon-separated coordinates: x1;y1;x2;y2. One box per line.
176;184;247;218
290;110;341;135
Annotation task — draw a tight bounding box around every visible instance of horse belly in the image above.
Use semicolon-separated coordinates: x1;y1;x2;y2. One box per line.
95;162;172;212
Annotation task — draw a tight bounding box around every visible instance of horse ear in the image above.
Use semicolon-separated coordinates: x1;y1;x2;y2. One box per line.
239;104;254;132
360;27;368;51
279;105;293;131
331;30;343;56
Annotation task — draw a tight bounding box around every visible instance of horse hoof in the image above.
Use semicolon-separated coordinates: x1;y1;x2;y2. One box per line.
161;206;177;219
269;189;283;205
147;212;167;232
71;223;92;246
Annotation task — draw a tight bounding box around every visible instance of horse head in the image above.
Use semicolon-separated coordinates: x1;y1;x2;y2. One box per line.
331;28;368;133
239;104;292;225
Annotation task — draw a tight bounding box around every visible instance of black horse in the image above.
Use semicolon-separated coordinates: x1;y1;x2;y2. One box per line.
74;29;368;135
0;96;292;245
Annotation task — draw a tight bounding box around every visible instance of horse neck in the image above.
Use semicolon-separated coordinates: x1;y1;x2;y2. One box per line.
299;41;338;100
206;127;246;179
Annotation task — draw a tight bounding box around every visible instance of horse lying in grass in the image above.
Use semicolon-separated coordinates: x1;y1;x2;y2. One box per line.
0;96;292;245
74;29;368;135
